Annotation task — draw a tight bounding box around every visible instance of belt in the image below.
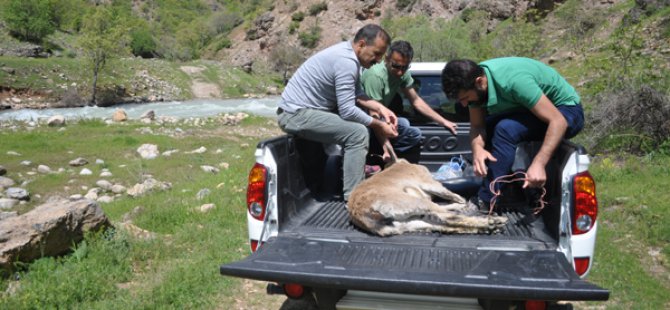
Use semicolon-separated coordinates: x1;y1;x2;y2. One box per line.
277;107;295;115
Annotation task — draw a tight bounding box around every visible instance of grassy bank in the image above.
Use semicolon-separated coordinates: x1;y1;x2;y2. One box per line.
585;155;670;309
0;116;284;308
0;56;283;102
0;118;669;308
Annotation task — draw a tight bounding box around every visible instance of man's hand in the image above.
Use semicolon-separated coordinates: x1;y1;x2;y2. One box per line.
523;162;546;188
377;105;398;130
440;119;458;135
472;147;497;177
371;118;398;139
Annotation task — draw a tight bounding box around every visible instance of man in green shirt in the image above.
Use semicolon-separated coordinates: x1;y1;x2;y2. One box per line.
360;40;457;163
441;57;584;209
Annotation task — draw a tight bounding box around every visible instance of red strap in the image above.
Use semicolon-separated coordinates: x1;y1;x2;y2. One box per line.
488;172;547;215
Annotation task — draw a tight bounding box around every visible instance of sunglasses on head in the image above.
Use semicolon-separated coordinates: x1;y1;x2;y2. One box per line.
390;61;409;71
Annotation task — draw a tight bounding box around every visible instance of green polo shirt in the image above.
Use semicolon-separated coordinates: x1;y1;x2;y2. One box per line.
476;57;580;115
360;61;414;107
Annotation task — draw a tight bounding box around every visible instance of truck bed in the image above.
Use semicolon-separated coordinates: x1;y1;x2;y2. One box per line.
222;197;608;301
282;200;557;251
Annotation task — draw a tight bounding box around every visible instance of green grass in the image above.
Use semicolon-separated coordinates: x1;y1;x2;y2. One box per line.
0;116;281;308
585;154;670;308
1;118;669;308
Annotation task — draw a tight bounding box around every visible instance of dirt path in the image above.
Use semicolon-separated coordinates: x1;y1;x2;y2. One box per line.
180;65;221;98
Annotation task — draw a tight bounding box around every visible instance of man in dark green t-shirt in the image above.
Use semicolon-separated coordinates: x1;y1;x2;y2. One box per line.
441;57;584;209
360;40;457;163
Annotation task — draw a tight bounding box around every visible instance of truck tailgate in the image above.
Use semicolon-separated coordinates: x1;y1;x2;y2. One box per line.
220;236;608;301
221;201;608;301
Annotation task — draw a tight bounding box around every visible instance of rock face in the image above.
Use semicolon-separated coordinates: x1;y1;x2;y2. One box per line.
0;199;110;271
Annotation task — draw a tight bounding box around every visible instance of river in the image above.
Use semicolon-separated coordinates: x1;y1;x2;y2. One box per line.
0;97;281;122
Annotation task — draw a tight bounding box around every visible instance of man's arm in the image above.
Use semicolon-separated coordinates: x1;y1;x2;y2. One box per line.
525;94;568;188
356;96;398;128
469;107;496;177
401;87;458;135
333;61;374;125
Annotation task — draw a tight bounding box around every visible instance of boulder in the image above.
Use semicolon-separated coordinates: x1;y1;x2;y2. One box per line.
47;115;66;127
0;198;19;210
5;187;29;201
112;109;127;122
201;165;220;173
80;168;93;175
96;180;113;191
69;157;88;166
140;110;155;120
0;165;6;176
0;176;15;187
0;199;110;271
137;144;159;159
111;184;127;195
37;165;52;174
127;178;172;198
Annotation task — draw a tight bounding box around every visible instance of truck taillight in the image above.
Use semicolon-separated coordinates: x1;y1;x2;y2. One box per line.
572;171;597;235
574;257;590;276
247;163;267;221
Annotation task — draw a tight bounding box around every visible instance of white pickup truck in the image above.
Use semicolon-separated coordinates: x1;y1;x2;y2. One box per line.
220;63;609;309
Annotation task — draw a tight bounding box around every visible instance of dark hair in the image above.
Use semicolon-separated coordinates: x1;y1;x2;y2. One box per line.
353;24;390;46
441;59;484;100
387;40;413;61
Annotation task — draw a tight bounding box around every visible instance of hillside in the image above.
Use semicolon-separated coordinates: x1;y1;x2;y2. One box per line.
1;0;669;152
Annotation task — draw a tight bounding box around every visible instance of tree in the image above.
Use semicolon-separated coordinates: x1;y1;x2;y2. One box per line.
270;41;304;85
78;6;129;105
1;0;57;42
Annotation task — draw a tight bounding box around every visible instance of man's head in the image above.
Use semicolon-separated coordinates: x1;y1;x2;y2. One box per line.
441;59;488;107
353;24;390;69
385;40;413;77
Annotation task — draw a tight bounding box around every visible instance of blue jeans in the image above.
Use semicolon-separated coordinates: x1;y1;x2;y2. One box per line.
369;116;421;155
478;104;585;203
277;108;369;200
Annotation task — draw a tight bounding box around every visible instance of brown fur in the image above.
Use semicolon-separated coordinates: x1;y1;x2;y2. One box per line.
348;159;507;236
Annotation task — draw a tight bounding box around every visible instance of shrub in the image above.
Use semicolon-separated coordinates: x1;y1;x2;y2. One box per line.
208;11;243;35
588;84;670;155
130;28;157;58
1;0;57;42
298;25;321;48
396;0;416;10
308;2;328;16
214;37;232;51
292;11;305;22
288;21;300;34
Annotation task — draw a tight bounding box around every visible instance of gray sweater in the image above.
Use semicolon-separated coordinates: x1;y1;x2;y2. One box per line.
278;41;373;125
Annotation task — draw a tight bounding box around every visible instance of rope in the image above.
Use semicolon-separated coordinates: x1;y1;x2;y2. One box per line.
488;172;547;215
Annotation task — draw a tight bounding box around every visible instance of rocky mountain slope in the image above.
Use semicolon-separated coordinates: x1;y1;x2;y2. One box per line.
222;0;615;67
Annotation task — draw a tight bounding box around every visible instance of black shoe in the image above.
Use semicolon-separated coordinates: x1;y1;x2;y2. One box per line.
466;196;491;214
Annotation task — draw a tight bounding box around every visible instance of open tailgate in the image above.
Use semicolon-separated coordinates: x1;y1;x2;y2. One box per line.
220;236;609;301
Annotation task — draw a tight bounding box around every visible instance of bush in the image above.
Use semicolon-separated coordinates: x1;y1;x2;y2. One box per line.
208;11;243;35
292;11;305;22
298;25;321;48
1;0;57;42
588;84;670;155
130;28;157;58
214;37;232;51
308;2;328;16
288;21;300;34
396;0;416;10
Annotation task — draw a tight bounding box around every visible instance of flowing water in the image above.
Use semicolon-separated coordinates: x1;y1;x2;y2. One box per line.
0;97;281;122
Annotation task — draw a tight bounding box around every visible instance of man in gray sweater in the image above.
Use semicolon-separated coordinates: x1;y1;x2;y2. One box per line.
277;24;398;201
